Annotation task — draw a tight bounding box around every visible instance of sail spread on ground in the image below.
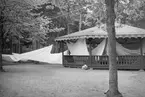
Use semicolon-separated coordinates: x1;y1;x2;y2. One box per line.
92;39;106;55
2;45;66;64
11;45;53;62
21;45;53;61
2;54;20;62
66;39;89;55
27;50;67;64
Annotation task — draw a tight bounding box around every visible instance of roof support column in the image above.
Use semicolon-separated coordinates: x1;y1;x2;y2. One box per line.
61;41;64;66
10;35;13;54
88;38;92;68
139;38;144;71
89;42;92;68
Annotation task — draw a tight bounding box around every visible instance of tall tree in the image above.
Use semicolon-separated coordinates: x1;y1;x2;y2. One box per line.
0;17;4;71
105;0;122;97
0;0;8;72
0;0;40;71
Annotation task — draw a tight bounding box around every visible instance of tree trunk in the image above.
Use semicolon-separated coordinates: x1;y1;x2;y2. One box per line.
66;0;71;34
105;0;122;97
67;21;70;34
0;25;4;72
0;15;4;72
0;36;3;71
79;13;82;31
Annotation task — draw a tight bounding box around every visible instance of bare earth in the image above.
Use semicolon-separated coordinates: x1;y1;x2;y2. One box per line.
0;63;145;97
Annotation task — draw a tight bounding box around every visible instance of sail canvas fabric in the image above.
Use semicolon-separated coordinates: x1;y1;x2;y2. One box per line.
2;54;20;62
91;39;141;56
105;40;140;55
27;50;67;64
92;39;106;55
66;39;89;55
2;45;66;64
116;42;140;55
20;45;53;61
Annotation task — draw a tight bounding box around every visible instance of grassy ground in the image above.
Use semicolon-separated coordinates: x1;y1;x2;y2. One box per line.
0;63;145;97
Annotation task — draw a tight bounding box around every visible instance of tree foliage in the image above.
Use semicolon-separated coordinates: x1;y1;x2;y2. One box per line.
30;2;65;42
0;0;33;36
115;0;145;25
0;0;51;70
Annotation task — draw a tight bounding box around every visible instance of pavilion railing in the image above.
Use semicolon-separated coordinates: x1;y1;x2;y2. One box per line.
63;55;89;68
63;55;145;70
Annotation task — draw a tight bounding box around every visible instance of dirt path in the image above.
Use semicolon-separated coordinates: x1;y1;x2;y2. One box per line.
0;64;145;97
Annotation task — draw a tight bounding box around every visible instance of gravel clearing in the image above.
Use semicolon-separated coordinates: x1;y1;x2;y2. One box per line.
0;63;145;97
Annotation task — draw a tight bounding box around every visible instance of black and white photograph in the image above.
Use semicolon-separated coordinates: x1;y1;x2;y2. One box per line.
0;0;145;97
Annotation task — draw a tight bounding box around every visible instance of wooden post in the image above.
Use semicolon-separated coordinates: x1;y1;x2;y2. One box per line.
140;38;143;55
88;39;92;68
10;35;13;54
139;38;144;71
61;41;64;66
18;36;21;54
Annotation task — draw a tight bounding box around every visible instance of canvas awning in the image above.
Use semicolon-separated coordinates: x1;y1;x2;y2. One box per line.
55;24;145;41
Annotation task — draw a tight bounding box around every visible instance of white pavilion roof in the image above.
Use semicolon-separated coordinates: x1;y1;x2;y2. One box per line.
56;24;145;41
